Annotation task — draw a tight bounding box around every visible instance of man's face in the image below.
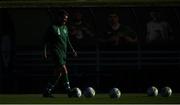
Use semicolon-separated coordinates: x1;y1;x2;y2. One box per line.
74;13;82;21
109;15;119;25
150;12;161;21
58;15;68;25
63;15;68;23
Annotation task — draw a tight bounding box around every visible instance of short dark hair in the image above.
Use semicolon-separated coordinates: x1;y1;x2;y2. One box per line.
56;10;69;18
49;9;69;24
109;13;118;17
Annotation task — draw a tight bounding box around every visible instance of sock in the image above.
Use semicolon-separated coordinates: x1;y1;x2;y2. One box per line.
47;74;61;92
62;74;71;91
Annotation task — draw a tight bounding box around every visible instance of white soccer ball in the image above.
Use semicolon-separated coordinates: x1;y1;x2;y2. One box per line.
109;88;121;99
72;87;82;98
147;86;158;96
160;86;172;97
84;87;96;98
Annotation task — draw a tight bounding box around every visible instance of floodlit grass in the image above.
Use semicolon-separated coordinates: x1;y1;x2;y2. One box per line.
0;93;180;104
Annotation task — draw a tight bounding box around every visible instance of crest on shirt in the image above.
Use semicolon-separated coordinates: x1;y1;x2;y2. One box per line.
53;25;67;36
63;29;67;34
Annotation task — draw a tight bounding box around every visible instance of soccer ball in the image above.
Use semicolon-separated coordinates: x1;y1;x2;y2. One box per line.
109;88;121;99
147;86;158;96
84;87;96;98
72;87;82;98
160;86;172;97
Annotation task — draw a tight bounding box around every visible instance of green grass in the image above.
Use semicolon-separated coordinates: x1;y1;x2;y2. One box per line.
0;93;180;104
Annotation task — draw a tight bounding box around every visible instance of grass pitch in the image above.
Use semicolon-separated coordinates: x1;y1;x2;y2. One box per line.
0;93;180;104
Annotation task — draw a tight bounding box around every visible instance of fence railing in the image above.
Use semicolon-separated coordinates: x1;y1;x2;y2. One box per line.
9;47;180;92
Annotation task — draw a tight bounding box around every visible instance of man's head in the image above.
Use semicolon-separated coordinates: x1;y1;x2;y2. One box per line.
108;13;119;25
73;12;82;22
54;10;69;25
150;11;161;21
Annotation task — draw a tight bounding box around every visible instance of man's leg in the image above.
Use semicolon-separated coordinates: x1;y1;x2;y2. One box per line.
49;66;62;90
62;65;72;97
43;66;62;97
43;64;72;97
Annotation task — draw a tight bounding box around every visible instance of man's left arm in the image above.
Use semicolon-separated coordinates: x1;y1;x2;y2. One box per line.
67;36;77;57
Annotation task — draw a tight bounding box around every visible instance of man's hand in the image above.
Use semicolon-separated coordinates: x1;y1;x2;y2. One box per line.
73;49;78;57
44;52;48;59
42;51;48;60
43;45;48;60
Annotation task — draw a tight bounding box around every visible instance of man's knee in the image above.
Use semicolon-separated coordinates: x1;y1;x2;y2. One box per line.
56;65;67;74
62;65;68;74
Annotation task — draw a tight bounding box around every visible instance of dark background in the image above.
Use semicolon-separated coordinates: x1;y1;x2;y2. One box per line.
0;7;180;94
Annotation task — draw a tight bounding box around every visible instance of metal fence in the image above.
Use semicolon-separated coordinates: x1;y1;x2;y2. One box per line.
4;45;178;93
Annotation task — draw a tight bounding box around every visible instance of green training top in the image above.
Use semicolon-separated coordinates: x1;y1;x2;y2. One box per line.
44;24;73;65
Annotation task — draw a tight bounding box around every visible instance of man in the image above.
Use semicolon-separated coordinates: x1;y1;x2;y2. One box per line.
43;10;77;97
146;11;173;43
99;13;137;47
69;11;95;47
